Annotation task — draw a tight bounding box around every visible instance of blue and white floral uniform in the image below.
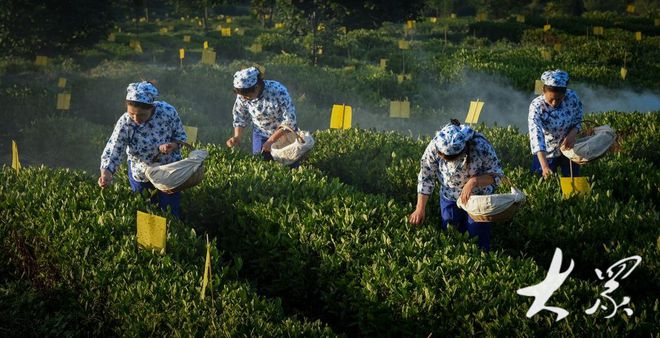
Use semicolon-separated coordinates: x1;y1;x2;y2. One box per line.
101;101;187;181
417;123;503;251
528;70;583;176
232;79;297;140
100;82;186;218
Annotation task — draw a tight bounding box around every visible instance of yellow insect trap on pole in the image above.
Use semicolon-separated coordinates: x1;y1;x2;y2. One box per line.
389;100;410;118
627;4;635;13
183;35;191;43
543;24;551;32
201;49;216;65
465;100;484;124
560;176;591;199
35;56;48;66
56;93;71;110
221;28;231;37
203;41;209;49
635;32;642;41
58;77;67;88
275;22;284;29
12;140;21;173
516;15;525;23
179;48;185;59
330;104;352;129
397;73;412;84
406;20;416;29
398;40;410;50
534;79;544;95
429;17;438;23
184;125;198;144
379;58;388;69
200;235;212;300
620;67;628;80
136;211;167;252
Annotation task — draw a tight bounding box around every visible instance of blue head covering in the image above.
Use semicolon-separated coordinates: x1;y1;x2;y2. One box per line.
126;81;159;104
434;123;475;156
541;69;569;87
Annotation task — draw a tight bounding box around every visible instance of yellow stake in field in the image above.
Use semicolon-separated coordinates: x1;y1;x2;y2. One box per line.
12;140;21;173
465;99;484;124
330;104;352;129
184;126;198;144
200;235;212;300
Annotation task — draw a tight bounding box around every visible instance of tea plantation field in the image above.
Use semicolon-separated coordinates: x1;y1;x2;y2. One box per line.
1;6;659;337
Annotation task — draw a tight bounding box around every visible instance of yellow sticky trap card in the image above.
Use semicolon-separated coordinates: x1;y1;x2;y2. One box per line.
627;4;635;13
560;177;591;199
398;40;410;50
200;236;212;300
620;67;628;80
534;79;543;95
543;24;551;32
541;50;552;61
275;22;284;29
58;77;67;88
317;47;323;55
330;104;352;129
56;92;71;110
12;140;21;172
553;43;562;52
197;20;203;27
159;27;168;35
108;32;116;42
379;58;388;69
250;43;263;53
593;26;604;35
516;15;525;23
203;41;209;49
317;23;325;31
226;16;232;24
397;74;412;84
184;125;198;144
465;100;484;124
183;35;191;43
406;20;416;29
136;211;167;252
429;17;437;23
201;49;216;65
35;55;48;66
635;32;642;41
221;28;231;37
264;14;271;20
179;48;185;59
389;100;410;118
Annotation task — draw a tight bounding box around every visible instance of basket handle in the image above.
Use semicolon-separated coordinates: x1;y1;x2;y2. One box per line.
277;124;305;144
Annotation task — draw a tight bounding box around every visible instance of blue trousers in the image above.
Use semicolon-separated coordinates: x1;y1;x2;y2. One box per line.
440;196;492;251
531;154;580;177
252;129;300;168
128;162;181;219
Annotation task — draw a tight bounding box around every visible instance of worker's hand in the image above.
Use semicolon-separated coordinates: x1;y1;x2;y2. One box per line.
159;142;178;154
460;177;477;205
409;207;425;226
261;139;274;153
562;129;578;149
226;136;239;148
98;169;113;188
541;165;554;179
